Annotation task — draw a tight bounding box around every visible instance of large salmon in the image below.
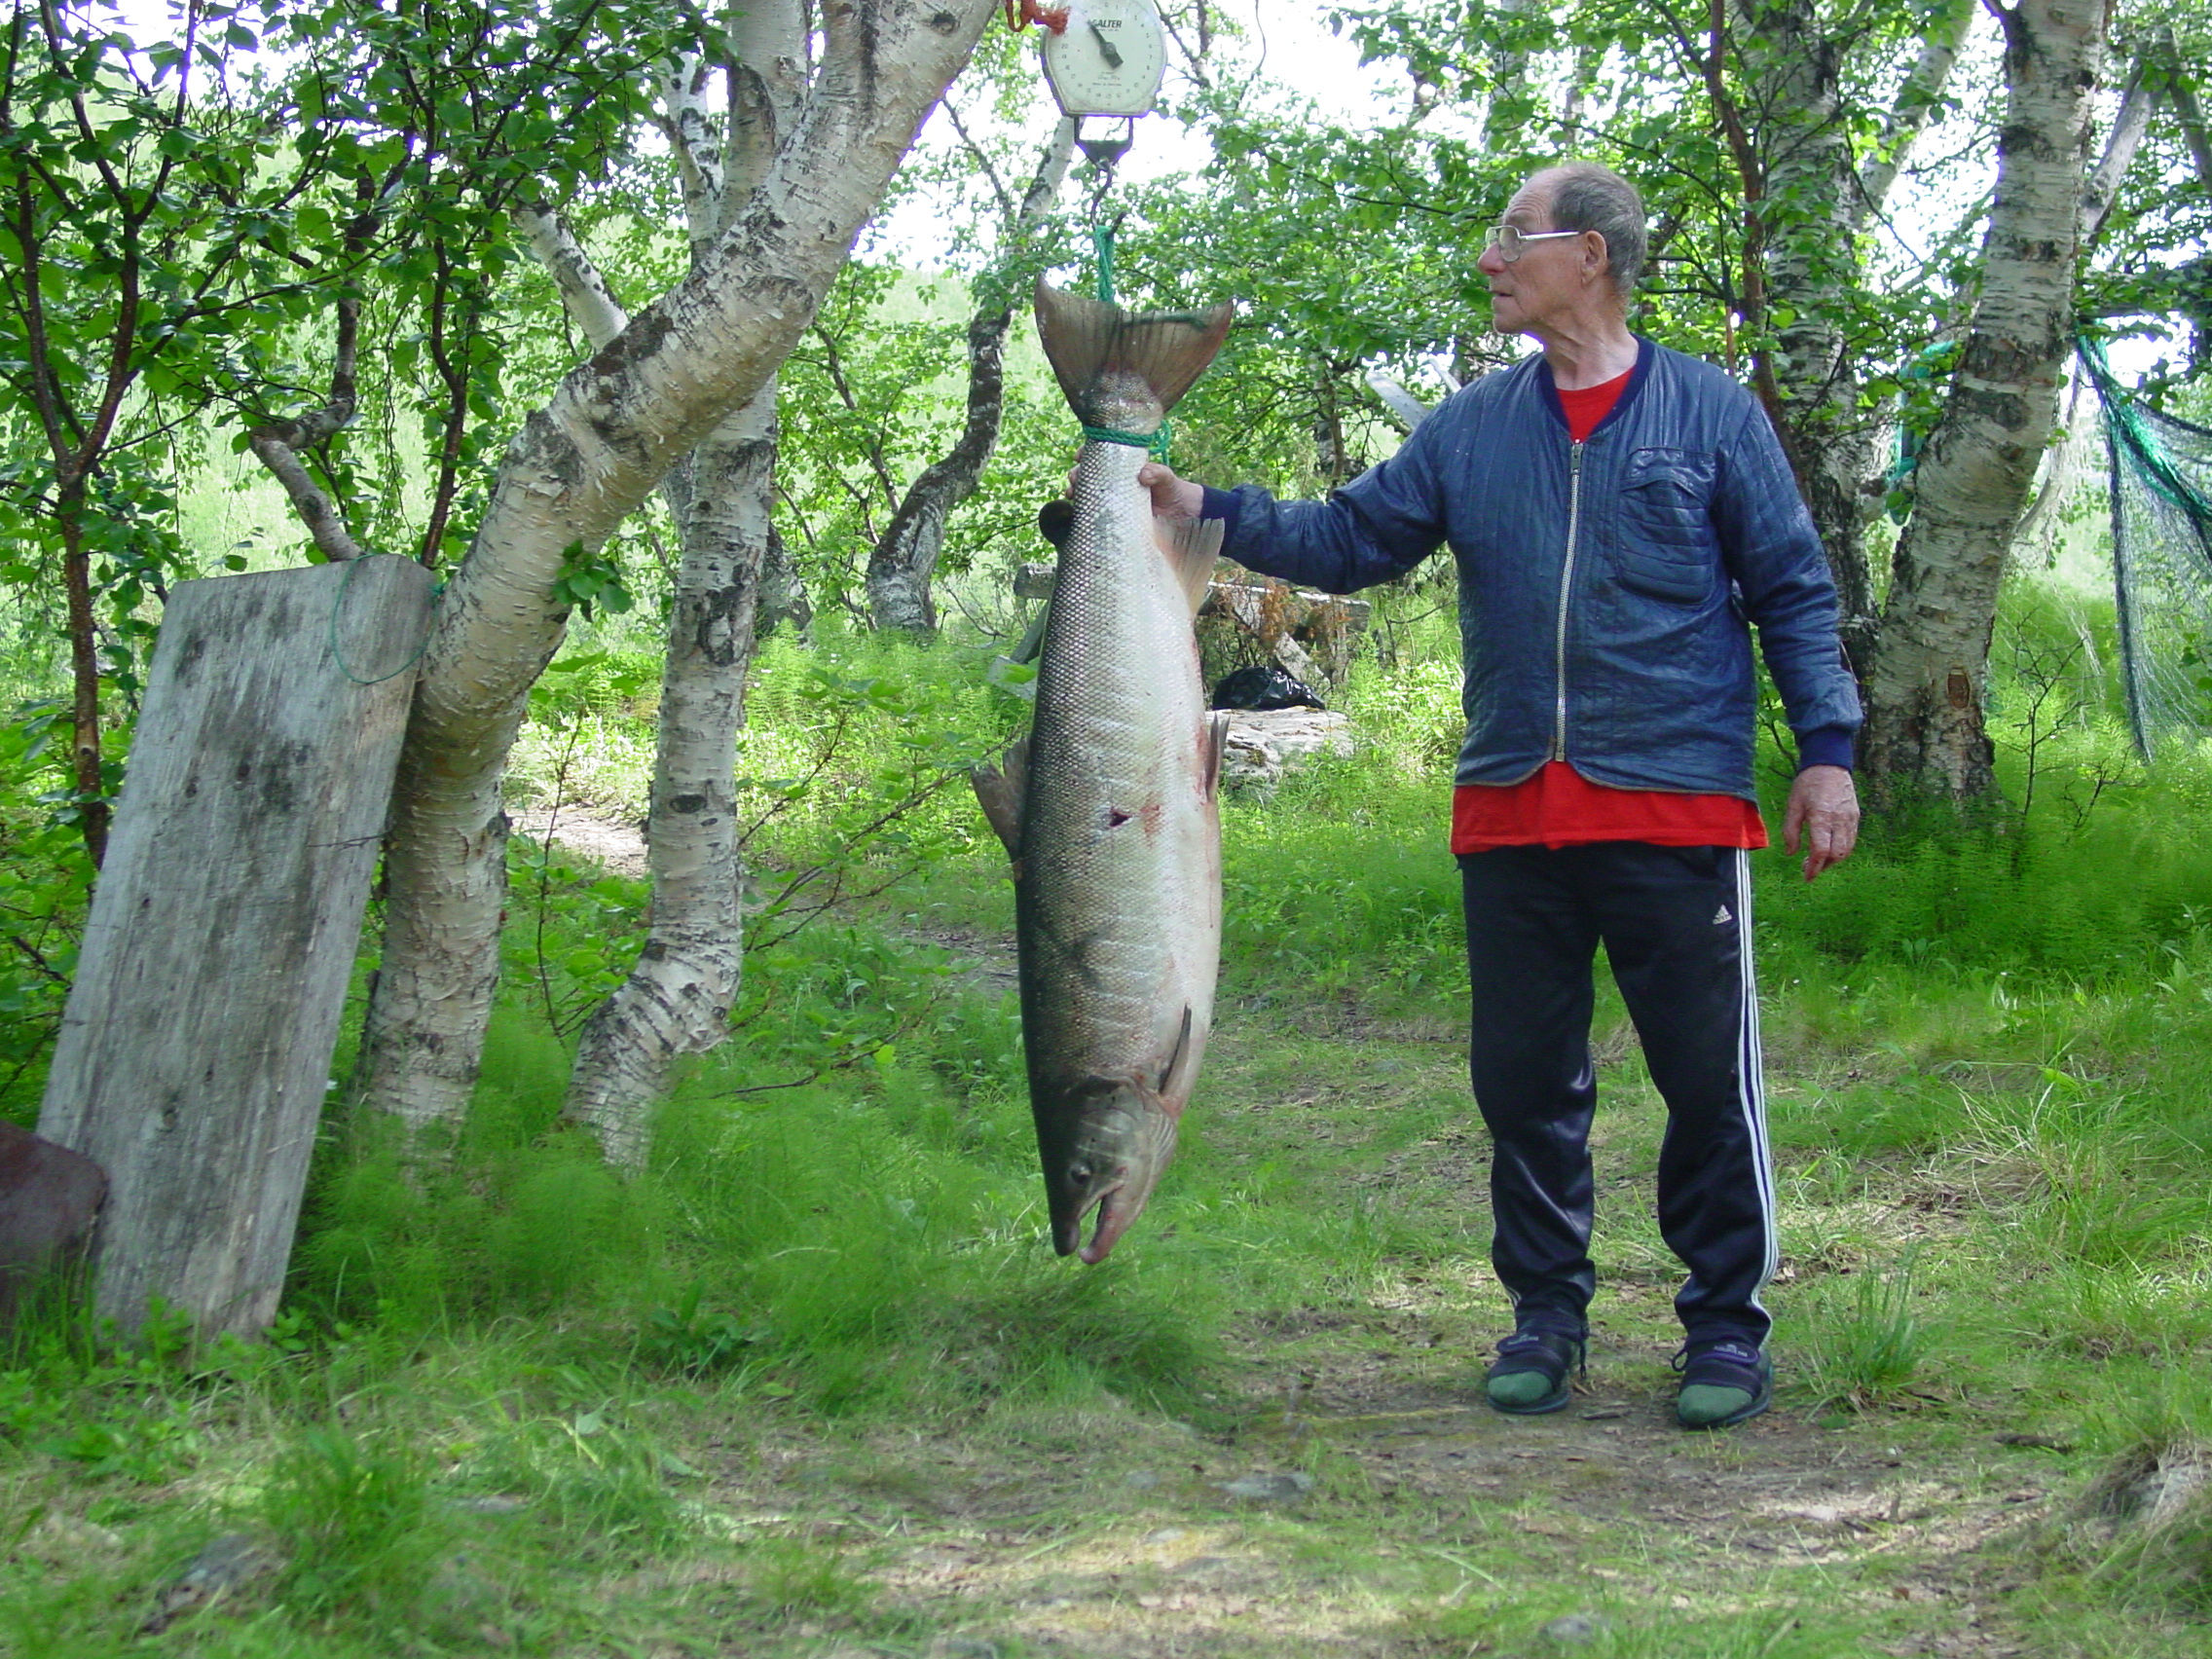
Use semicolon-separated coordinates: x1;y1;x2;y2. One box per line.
973;280;1234;1264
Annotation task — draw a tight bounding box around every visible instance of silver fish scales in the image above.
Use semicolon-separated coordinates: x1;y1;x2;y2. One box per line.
972;281;1235;1263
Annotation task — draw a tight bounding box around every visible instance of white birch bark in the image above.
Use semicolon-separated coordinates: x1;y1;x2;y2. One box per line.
563;389;774;1162
1481;0;1538;151
1733;0;1864;643
356;0;998;1134
512;199;777;1163
757;521;812;637
2010;365;2091;566
1556;42;1605;145
1862;0;2115;802
2169;61;2212;185
513;205;629;346
2078;60;2156;245
2007;61;2156;569
1855;0;1977;218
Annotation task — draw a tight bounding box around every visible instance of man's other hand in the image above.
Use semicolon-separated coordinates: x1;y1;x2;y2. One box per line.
1782;764;1859;883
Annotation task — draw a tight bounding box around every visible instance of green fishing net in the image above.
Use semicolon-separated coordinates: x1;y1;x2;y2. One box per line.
2080;337;2212;756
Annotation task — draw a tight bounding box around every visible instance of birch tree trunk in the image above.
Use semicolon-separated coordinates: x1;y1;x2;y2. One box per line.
564;393;774;1161
1861;0;2112;804
757;523;813;638
509;220;781;1163
1481;0;1539;150
1735;0;1973;677
553;16;806;1162
866;117;1076;634
355;0;997;1135
1733;0;1860;635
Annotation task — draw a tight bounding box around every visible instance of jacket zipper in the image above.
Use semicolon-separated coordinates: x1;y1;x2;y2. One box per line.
1552;440;1585;759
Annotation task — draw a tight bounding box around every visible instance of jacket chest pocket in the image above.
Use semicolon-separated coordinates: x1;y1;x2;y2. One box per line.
1615;447;1717;603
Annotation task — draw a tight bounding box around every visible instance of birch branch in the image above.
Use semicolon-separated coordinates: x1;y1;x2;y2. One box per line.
654;54;725;257
941;98;1016;221
2168;59;2212;187
513;201;630;349
1855;0;1975;223
248;293;366;564
2080;54;2156;246
361;0;999;1136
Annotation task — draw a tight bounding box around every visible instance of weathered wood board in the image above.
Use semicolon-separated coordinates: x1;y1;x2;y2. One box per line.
38;558;433;1340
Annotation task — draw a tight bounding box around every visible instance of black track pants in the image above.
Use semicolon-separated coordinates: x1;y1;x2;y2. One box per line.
1457;842;1777;1348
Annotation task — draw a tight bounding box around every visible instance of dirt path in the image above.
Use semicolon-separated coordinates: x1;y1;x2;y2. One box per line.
509;801;648;877
664;1018;2084;1658
684;1314;2051;1657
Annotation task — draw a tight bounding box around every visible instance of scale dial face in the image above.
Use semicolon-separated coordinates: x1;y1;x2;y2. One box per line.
1041;0;1166;118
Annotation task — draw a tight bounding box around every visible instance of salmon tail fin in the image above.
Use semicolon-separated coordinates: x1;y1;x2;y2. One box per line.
1156;512;1224;618
1033;280;1234;426
970;733;1029;864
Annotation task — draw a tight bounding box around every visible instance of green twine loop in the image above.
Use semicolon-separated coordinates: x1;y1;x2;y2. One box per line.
1093;221;1116;305
329;552;442;685
1081;420;1172;461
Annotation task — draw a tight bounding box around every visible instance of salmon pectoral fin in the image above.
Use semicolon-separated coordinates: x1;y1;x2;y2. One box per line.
1154;1003;1201;1108
1200;711;1229;802
970;733;1030;863
1157;513;1226;619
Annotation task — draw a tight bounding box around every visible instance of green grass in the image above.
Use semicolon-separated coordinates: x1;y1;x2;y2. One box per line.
16;608;2212;1651
1796;1248;1935;1410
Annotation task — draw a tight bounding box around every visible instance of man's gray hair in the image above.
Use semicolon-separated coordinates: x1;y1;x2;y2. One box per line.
1539;163;1647;301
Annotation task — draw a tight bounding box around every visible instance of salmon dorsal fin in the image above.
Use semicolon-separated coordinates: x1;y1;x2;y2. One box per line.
1033;281;1234;427
970;733;1029;863
1156;513;1224;618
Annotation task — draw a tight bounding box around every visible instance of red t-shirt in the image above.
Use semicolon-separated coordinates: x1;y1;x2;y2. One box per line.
1451;365;1768;855
1555;371;1632;442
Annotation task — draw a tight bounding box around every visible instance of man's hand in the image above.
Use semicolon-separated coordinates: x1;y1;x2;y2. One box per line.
1782;764;1859;883
1136;461;1204;520
1056;462;1204;529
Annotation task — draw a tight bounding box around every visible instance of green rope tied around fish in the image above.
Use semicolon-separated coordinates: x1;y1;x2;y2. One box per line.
1081;420;1172;461
1074;219;1173;462
1093;220;1116;306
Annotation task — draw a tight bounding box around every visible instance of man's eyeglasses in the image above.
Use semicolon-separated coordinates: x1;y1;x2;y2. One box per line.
1485;224;1583;261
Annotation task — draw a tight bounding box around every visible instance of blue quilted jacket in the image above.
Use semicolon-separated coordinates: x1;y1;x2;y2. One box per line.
1202;337;1862;799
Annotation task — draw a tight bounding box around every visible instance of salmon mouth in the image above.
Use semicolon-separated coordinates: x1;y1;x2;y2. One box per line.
1051;1167;1127;1261
1076;1181;1133;1265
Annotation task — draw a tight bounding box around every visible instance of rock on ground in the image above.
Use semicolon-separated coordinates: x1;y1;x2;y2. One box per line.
1221;711;1354;795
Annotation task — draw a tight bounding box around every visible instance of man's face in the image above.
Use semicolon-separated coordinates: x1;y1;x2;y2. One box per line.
1476;176;1591;340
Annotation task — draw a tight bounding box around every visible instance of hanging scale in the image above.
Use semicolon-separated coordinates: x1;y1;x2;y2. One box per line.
1008;0;1165;180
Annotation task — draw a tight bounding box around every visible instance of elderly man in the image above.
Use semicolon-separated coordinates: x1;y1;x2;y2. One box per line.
1139;161;1861;1428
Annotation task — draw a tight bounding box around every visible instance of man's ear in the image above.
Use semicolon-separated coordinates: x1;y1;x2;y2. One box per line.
1583;232;1609;284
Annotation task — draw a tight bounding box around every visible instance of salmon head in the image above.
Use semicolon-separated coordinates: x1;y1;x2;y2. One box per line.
1037;1075;1182;1265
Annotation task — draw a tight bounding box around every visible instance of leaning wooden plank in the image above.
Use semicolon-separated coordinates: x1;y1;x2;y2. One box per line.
38;558;434;1341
